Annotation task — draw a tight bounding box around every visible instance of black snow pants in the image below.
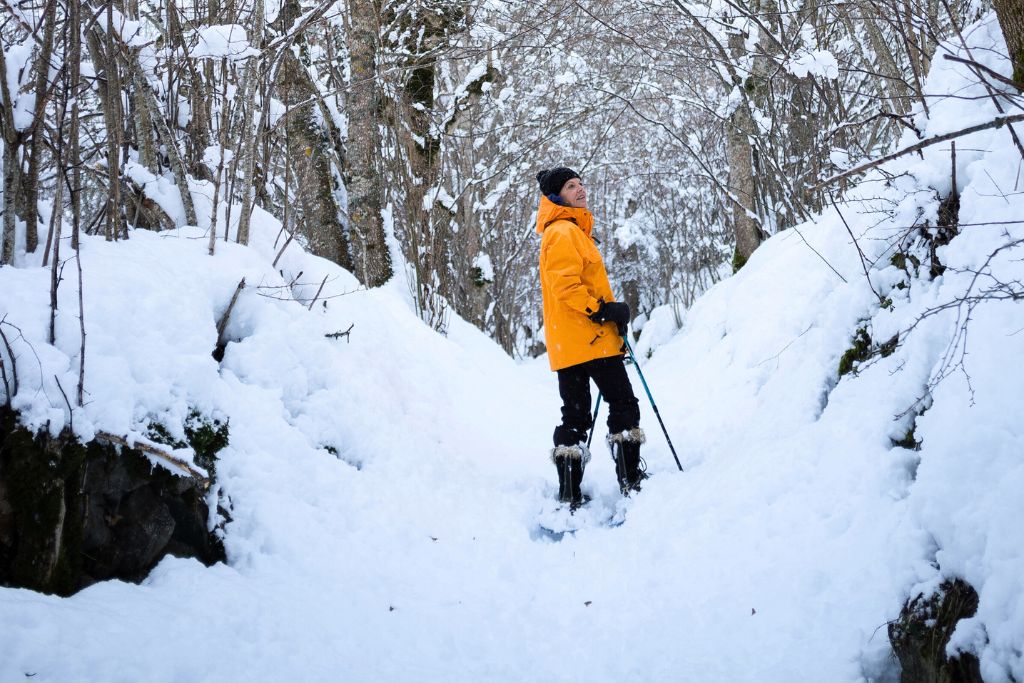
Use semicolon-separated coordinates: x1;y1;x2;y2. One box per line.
553;355;641;447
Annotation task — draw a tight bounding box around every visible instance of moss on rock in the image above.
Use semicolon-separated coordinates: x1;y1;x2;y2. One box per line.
838;327;872;377
0;407;225;596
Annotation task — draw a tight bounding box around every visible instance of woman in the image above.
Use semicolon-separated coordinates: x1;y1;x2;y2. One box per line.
535;166;646;509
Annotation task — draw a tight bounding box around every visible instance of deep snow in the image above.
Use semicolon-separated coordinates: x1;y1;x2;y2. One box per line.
1;11;1023;683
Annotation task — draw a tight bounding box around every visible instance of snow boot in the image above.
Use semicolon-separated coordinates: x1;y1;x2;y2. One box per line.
551;444;591;511
608;428;647;495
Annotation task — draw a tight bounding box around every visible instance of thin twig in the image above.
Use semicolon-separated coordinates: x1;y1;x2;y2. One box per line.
790;223;848;283
831;195;882;301
307;274;329;310
54;374;73;432
75;251;86;406
815;113;1024;189
941;55;1024;101
272;226;297;268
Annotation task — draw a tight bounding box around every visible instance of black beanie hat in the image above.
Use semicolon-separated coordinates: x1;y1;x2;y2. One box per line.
536;167;581;197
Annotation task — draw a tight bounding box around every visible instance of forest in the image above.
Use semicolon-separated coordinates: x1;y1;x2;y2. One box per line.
4;0;1019;357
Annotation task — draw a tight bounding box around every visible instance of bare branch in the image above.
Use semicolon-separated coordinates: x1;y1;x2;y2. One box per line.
815;114;1024;189
95;431;211;486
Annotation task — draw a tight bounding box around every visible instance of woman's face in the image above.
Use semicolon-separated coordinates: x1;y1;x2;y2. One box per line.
558;178;588;209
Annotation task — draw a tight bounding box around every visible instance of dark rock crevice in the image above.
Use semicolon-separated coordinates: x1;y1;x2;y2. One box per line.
889;578;983;683
0;407;225;596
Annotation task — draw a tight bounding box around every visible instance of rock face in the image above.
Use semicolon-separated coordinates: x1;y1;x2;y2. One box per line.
0;408;225;596
889;578;983;683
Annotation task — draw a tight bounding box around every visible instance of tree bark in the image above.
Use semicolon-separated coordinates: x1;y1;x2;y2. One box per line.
274;0;352;270
235;0;265;246
727;31;763;271
105;4;125;240
20;0;58;254
994;0;1024;86
345;0;392;286
1;139;20;265
0;43;23;265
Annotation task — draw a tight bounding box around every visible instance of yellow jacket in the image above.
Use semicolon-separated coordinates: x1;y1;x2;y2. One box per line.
536;195;624;371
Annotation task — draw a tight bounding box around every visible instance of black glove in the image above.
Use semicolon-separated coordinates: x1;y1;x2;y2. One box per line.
589;301;630;337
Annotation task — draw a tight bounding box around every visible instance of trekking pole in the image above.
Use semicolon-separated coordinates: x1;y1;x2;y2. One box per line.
624;338;683;472
586;393;603;448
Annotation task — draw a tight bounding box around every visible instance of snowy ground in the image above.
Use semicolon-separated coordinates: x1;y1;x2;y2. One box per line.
0;221;919;682
1;12;1023;683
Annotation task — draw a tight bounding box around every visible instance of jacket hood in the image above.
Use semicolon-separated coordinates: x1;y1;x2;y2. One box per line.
535;194;594;237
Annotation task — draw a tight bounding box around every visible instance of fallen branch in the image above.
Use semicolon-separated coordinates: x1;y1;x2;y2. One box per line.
95;431;210;486
325;324;354;342
216;277;246;342
272;224;297;268
307;274;329;310
814;113;1024;190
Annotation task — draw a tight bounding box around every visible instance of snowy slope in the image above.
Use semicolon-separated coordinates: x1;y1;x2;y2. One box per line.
1;12;1023;683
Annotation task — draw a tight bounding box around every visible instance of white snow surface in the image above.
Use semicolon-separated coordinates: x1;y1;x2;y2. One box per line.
1;12;1023;683
786;48;839;80
189;24;259;61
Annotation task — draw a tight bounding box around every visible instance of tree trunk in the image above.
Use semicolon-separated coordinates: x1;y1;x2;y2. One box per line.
20;0;58;254
617;198;641;323
274;0;352;270
1;140;20;265
235;0;265;246
994;0;1024;85
727;32;763;272
106;5;125;240
0;43;23;265
69;0;83;252
345;0;392;287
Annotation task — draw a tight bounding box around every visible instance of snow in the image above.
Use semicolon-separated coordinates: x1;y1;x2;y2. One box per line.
190;25;260;61
786;49;839;80
0;11;1022;683
554;71;578;86
786;25;840;80
124;161;188;227
3;39;36;131
472;252;493;283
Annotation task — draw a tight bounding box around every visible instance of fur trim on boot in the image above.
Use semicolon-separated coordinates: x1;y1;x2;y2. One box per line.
606;428;648;495
550;443;592;465
606;427;646;446
551;445;590;510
